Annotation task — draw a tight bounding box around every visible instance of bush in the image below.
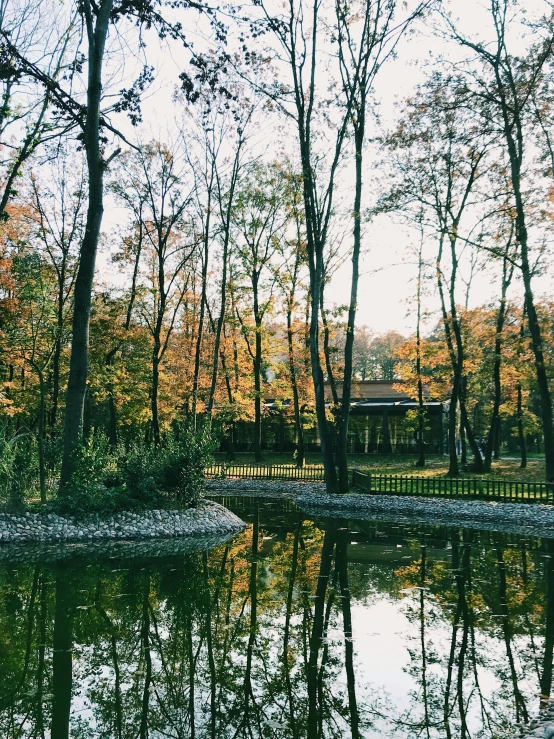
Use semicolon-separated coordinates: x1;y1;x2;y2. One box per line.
54;425;216;516
53;432;129;516
0;427;39;512
123;424;216;508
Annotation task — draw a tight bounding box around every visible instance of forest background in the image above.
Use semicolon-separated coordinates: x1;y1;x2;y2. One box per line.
1;0;554;509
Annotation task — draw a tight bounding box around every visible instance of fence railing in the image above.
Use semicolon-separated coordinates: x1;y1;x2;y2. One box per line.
205;463;326;482
205;463;553;504
352;470;554;504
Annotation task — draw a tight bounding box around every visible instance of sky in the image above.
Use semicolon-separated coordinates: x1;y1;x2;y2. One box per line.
96;0;553;338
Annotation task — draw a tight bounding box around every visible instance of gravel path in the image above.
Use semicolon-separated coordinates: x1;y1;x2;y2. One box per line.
206;480;554;538
0;500;245;545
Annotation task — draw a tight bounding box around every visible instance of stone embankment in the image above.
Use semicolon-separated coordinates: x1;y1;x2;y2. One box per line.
0;500;245;545
206;479;554;538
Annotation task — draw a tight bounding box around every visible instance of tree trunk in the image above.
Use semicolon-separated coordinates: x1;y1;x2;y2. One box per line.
300;136;338;492
38;372;47;504
415;239;425;468
207;140;242;418
50;335;62;429
485;261;512;471
448;381;460;476
104;228;142;446
287;288;305;468
517;385;527;469
151;345;161;446
253;317;263;463
59;0;113;490
191;202;211;428
495;67;554;481
336;123;363;493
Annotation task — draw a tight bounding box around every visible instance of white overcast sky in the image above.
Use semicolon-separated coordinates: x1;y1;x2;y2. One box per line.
96;0;553;337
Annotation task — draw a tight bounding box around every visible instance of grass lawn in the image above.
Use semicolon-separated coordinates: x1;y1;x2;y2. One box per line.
211;452;546;482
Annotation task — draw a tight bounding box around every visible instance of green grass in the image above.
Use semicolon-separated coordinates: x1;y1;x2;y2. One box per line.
212;452;545;482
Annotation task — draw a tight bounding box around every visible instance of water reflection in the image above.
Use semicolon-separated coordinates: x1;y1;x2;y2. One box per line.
0;500;552;738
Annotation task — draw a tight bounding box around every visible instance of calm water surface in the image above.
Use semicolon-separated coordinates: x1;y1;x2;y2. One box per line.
0;496;552;738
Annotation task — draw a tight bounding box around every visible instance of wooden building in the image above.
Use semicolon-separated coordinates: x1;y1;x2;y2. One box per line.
325;380;445;454
218;379;445;455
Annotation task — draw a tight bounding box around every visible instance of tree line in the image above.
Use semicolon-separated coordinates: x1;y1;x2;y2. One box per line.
1;0;554;504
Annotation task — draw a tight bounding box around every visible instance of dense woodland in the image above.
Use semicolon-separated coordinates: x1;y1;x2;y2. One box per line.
1;0;554;507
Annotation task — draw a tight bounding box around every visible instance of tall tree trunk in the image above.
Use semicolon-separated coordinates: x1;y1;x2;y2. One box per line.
60;0;113;489
337;122;363;493
38;372;46;504
301;145;338;493
415;237;425;467
288;333;305;468
484;278;510;472
253;316;263;463
494;65;554;481
105;227;142;446
50;332;63;430
448;380;460;476
151;345;161;445
286;282;305;468
192;205;211;428
460;411;467;465
206;139;243;417
437;229;483;472
517;384;527;469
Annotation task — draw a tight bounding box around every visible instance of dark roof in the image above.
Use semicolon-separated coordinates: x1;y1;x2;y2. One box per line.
324;380;413;402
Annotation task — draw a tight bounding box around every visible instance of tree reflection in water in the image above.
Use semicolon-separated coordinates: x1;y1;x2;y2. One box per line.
0;504;551;738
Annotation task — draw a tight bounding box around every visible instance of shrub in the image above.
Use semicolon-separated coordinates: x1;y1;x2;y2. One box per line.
0;427;38;511
53;432;130;516
55;424;216;516
123;424;216;508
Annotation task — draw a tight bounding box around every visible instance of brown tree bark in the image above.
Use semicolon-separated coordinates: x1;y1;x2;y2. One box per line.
60;0;114;488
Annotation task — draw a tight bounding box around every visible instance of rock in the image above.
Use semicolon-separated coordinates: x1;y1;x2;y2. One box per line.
0;501;245;546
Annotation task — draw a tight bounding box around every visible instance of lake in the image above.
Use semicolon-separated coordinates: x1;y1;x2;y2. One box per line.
0;496;551;738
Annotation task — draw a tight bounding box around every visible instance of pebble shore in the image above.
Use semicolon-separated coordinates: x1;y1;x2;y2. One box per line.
206;479;554;538
0;500;245;545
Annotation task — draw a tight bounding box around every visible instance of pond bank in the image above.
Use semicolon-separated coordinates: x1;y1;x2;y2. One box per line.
0;500;245;544
206;479;554;538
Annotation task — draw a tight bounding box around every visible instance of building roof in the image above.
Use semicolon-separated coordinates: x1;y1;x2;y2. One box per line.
324;379;439;403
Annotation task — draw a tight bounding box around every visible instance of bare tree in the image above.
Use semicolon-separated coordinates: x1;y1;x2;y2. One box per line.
441;0;554;480
112;141;197;444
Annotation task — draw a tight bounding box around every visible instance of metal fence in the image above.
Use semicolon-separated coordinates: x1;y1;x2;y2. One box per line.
352;470;553;504
205;463;553;504
205;463;326;481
